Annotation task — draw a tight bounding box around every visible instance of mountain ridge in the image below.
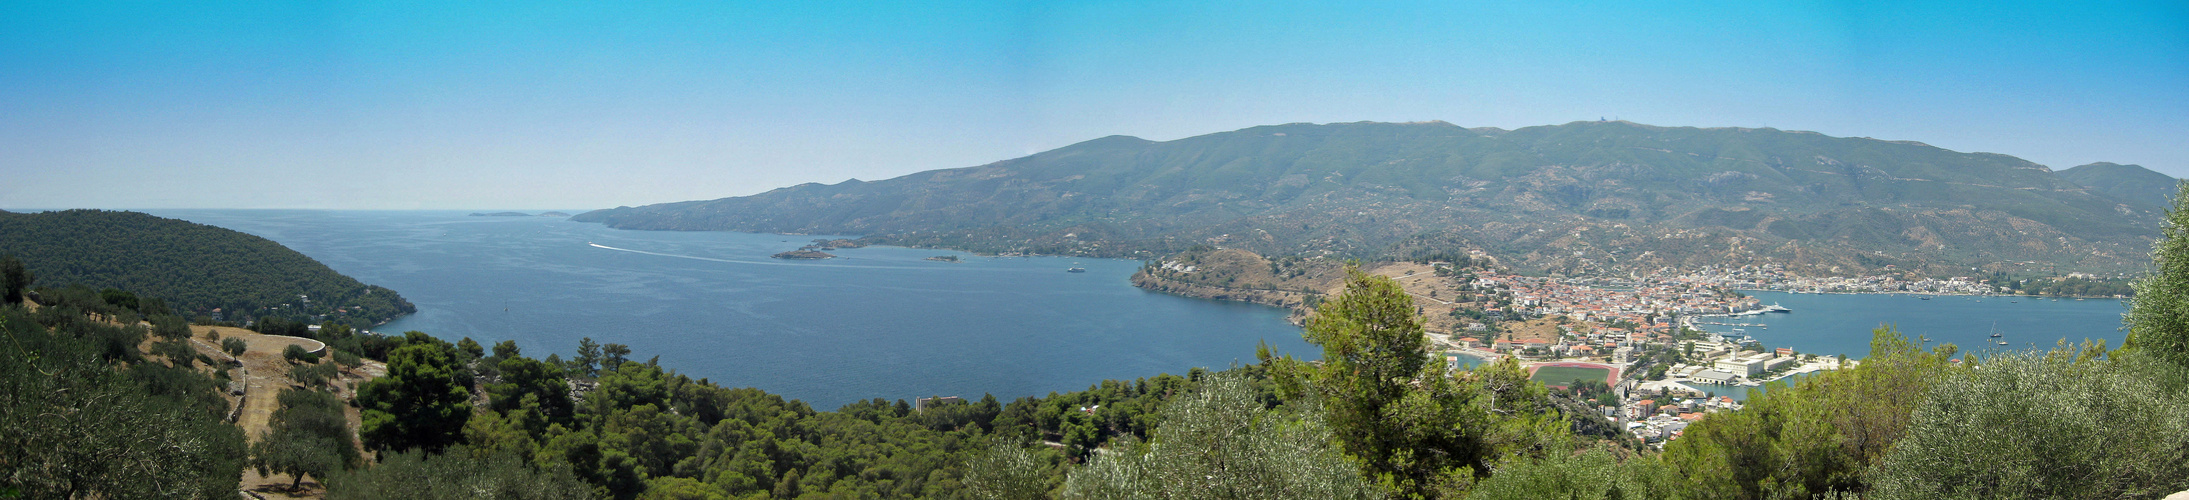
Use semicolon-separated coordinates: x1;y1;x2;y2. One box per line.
2058;162;2177;210
575;121;2166;276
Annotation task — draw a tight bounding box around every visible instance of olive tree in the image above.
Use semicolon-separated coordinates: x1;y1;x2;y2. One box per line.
2128;180;2189;368
1059;374;1381;500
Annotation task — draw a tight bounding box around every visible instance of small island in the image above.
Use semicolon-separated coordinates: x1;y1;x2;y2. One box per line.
772;249;836;260
925;255;959;262
538;211;571;217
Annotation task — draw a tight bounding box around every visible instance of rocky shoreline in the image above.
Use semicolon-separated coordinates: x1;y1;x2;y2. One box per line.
1129;270;1314;324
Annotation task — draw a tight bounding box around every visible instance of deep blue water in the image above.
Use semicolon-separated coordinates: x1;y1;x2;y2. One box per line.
143;210;1313;409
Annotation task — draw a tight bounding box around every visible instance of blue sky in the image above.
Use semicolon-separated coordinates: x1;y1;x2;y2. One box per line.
3;1;2184;209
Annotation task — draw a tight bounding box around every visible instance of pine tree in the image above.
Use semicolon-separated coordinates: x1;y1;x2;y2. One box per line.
358;342;473;453
1;255;31;305
1302;267;1484;497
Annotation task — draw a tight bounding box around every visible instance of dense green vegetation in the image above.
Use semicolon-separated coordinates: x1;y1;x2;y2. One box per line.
0;209;414;326
1659;326;1955;497
1295;269;1558;496
359;333;476;455
316;327;1269;499
2129;181;2189;369
1051;374;1376;499
0;296;246;497
575;121;2163;276
252;388;362;490
1870;346;2189;498
1;255;30;305
326;447;596;500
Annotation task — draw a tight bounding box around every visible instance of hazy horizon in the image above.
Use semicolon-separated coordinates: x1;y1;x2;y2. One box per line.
5;1;2185;210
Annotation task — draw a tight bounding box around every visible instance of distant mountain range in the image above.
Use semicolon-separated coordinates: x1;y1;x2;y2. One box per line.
575;121;2173;276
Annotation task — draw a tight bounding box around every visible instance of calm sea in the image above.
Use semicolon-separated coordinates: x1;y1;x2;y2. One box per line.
134;210;2139;407
1700;291;2129;358
1684;290;2129;400
144;210;1313;409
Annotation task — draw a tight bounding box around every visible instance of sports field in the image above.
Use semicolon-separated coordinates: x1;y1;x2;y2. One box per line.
1529;365;1614;389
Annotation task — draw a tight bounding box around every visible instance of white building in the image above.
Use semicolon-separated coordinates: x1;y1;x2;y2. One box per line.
1714;353;1775;376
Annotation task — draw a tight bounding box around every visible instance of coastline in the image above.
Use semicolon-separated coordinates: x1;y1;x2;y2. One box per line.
1129;270;1314;324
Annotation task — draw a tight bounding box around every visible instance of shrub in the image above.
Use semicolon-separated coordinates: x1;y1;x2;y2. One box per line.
289;362;339;387
152;338;197;367
1059;375;1380;499
1465;448;1686;500
150;314;191;340
252;389;361;491
283;344;321;364
324;446;592;500
1868;348;2189;499
331;349;361;368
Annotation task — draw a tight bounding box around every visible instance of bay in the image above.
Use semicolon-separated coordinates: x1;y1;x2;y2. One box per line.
143;210;1314;409
1684;290;2129;400
1695;291;2130;357
130;210;2136;407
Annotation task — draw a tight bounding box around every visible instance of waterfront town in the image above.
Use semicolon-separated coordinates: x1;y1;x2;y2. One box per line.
1143;249;2105;446
1387;262;1923;447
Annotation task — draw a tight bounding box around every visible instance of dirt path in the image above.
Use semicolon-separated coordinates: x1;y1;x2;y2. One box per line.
196;325;326;441
192;325;383;498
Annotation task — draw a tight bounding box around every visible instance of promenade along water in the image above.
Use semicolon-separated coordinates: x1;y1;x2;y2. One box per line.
145;210;1316;409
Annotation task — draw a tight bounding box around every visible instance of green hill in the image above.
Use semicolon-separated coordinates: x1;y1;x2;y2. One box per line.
576;121;2161;276
0;209;413;325
2058;162;2178;210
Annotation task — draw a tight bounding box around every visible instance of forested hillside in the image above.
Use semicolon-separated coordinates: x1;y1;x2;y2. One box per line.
0;209;413;326
2058;162;2179;210
577;121;2165;276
